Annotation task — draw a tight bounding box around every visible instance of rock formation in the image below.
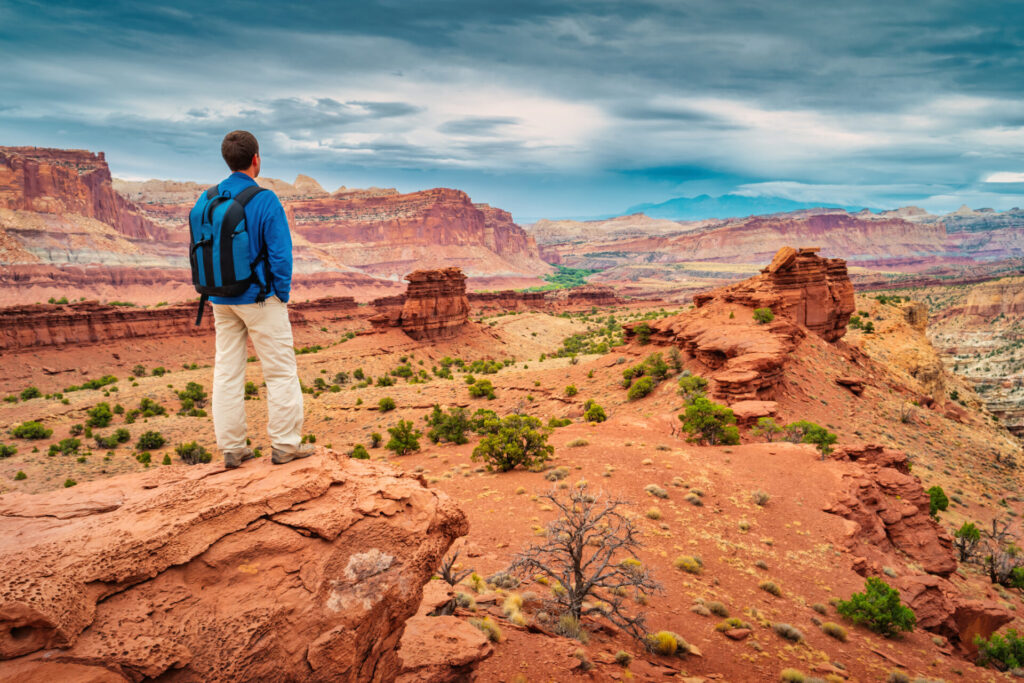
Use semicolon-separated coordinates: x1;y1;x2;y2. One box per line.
825;444;957;576
0;147;166;241
624;247;852;401
370;268;471;340
693;246;855;343
0;451;467;682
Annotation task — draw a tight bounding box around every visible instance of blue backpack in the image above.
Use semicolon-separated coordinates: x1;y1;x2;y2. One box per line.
188;184;271;325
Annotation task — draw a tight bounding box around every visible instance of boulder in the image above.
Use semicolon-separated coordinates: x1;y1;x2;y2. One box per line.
835;376;866;395
729;400;778;425
0;451;467;682
396;616;493;682
895;575;1013;652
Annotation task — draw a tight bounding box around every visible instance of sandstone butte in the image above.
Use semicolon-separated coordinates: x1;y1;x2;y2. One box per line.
370;268;471;341
0;146;552;305
0;450;468;682
626;246;855;402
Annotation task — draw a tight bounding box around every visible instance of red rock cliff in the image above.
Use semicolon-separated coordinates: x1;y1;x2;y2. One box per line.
370;268;471;340
0;146;167;241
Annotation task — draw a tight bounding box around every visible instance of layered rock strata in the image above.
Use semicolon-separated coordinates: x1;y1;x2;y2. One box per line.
624;247;852;401
370;268;470;340
0;451;468;682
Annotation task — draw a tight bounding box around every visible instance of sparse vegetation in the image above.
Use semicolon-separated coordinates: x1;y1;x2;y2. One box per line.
472;414;553;472
86;402;114;428
759;580;782;596
645;630;689;657
512;487;662;641
350;444;369;459
836;577;916;637
583;399;607;423
753;307;775;324
175;442;212;464
386;419;421;455
12;421;52;440
176;382;208;417
378;397;396;412
679;397;739;445
136;430;166;451
821;621;847;641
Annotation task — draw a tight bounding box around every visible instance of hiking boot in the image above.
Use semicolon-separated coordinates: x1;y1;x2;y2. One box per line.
271;443;315;465
223;447;255;469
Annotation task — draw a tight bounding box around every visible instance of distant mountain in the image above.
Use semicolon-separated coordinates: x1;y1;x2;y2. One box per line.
625;194;871;221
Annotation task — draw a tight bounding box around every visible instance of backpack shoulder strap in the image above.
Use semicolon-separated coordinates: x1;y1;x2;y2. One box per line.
233;185;266;207
205;184;220;200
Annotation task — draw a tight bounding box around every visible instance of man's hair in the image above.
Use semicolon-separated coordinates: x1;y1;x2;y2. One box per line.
221;130;259;171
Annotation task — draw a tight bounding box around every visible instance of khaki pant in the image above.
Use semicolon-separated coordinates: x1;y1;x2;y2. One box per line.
211;296;303;452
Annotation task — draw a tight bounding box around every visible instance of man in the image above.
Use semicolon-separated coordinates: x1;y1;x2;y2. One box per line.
194;130;313;468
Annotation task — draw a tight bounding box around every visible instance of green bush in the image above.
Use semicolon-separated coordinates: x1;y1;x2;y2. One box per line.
136;452;152;465
0;444;17;458
953;521;982;561
468;379;496;399
64;478;77;488
679;398;739;445
175;441;211;465
627;376;656;400
14;470;26;480
425;405;470;444
634;322;653;344
471;409;501;434
245;381;259;398
152;366;167;377
132;364;147;377
387;420;422;455
975;628;1024;670
751;417;783;442
784;420;837;459
19;386;41;401
676;374;708;403
564;384;578;397
927;486;949;518
370;432;382;448
136;431;166;450
753;307;775;324
86;402;114;428
351;444;370;459
177;382;208;416
161;454;172;465
12;421;52;440
379;397;396;412
48;438;81;456
836;577;915;637
548;417;572;428
471;414;553;472
583;400;607;423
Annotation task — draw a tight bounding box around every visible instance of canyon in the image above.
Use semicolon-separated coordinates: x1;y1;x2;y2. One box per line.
0;147;550;305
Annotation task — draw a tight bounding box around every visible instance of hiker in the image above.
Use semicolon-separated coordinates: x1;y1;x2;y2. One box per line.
188;130;312;468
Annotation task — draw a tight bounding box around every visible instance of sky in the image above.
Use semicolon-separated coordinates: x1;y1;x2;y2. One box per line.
3;0;1024;221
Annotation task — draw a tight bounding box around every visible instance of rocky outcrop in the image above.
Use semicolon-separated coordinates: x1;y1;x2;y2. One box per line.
693;246;855;342
894;575;1014;653
370;268;471;340
0;451;467;682
622;247;852;401
962;276;1024;318
825;444;957;576
0;297;361;352
0;147;167;241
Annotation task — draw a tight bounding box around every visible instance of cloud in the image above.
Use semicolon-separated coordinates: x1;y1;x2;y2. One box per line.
438;116;521;136
986;172;1024;183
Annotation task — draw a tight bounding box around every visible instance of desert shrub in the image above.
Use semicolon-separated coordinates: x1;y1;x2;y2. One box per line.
645;630;688;657
176;382;208;416
821;621;847;641
161;454;171;465
548;417;572;428
773;622;804;642
132;364;147;377
472;414;553;472
676;374;708;403
376;375;395;387
244;381;259;398
469;615;502;642
94;433;119;449
759;580;782;596
546;466;571;481
836;577;916;637
753;307;775;324
975;628;1024;670
152;366;166;376
136;430;166;451
752;489;771;506
12;421;52;440
48;438;81;456
64;478;77;488
370;432;382;448
175;441;212;465
673;555;702;574
784;420;837;459
468;379;496;399
644;484;668;499
0;444;16;458
136;451;151;465
679;397;739;445
614;650;633;666
634;322;652;344
386;420;421;455
19;386;41;401
14;470;26;480
927;486;949;518
953;521;982;561
425;405;470;444
86;402;114;428
751;417;783;442
715;617;751;631
513;487;662;642
780;670;807;683
583;400;607;423
139;397;166;417
627;376;656;400
378;397;396;412
706;601;729;617
565;384;578;397
351;444;369;459
554;614;588;643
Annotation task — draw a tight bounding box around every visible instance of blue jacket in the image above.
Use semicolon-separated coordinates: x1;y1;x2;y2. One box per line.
199;172;293;304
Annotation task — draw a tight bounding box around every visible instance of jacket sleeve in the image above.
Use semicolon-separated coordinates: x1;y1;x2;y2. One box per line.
262;194;293;303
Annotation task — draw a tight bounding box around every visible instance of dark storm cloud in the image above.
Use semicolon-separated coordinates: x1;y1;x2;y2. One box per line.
2;0;1024;216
